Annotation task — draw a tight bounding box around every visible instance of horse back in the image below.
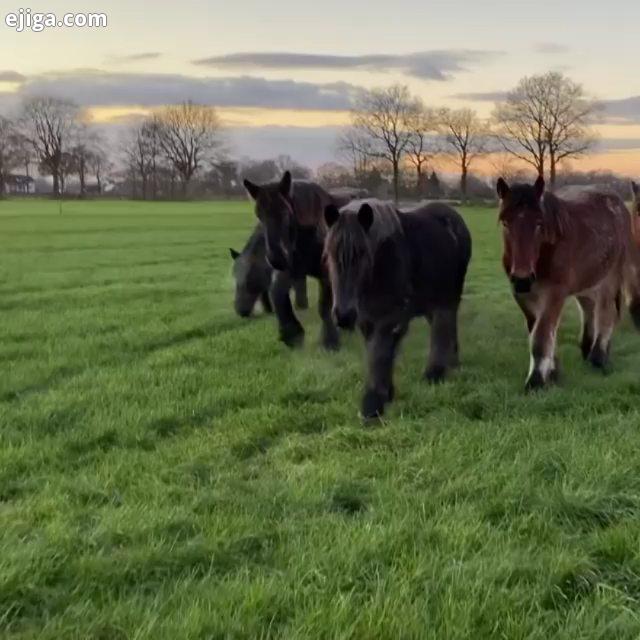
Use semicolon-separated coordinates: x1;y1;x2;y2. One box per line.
398;203;472;304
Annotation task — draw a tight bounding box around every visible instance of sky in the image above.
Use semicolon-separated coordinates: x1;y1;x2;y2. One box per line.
1;0;639;174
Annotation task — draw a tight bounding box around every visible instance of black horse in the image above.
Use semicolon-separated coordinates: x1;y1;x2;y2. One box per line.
324;199;472;420
230;225;308;317
243;171;347;350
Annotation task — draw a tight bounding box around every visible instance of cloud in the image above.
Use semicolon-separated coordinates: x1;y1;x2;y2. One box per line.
0;70;26;83
107;52;163;63
532;42;570;54
193;50;501;81
449;90;508;102
595;137;640;151
599;96;640;124
229;125;343;167
12;71;359;110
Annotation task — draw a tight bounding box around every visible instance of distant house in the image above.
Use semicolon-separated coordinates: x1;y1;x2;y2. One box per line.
6;174;35;195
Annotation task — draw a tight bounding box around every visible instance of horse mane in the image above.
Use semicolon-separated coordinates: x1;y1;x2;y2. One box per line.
541;191;570;244
338;199;402;249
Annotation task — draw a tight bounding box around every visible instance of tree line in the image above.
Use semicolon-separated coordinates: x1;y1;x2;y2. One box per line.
0;71;601;200
340;71;599;202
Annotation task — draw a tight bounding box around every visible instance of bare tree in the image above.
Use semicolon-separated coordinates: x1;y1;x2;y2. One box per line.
406;104;438;196
542;73;598;185
0;116;22;196
20;96;79;197
122;119;161;200
156;101;222;197
336;128;374;180
88;147;111;194
440;108;488;201
493;72;597;185
350;85;419;202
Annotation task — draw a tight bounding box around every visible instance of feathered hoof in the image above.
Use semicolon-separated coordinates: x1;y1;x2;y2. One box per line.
280;323;305;348
525;370;546;393
424;365;447;384
361;389;386;423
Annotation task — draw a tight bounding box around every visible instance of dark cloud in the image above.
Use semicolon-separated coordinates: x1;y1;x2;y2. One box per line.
595;137;640;151
449;90;508;102
107;52;163;63
532;43;570;54
13;71;359;110
599;96;640;124
193;50;501;81
0;70;26;83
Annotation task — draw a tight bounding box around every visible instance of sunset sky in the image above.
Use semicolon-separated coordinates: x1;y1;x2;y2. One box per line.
1;0;639;175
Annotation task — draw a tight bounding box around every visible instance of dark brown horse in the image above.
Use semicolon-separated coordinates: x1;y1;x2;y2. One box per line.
324;199;471;420
243;172;347;349
497;176;637;390
229;224;308;317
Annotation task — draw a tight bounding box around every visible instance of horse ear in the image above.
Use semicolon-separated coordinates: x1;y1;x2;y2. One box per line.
324;204;340;228
244;179;260;200
632;181;639;198
534;175;545;200
230;248;240;260
279;171;292;198
358;203;374;233
496;177;510;199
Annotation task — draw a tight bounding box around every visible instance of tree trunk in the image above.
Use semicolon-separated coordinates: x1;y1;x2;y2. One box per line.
182;177;190;199
141;174;148;200
392;159;399;203
461;165;468;203
549;153;557;187
79;160;86;198
52;170;60;198
416;163;423;197
0;173;5;197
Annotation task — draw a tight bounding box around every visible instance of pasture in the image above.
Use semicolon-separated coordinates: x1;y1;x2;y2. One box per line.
2;198;640;639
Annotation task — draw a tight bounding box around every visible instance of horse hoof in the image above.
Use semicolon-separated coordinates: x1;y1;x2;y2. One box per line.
425;366;446;384
361;390;385;422
322;330;340;352
525;371;546;392
295;300;309;311
629;300;640;330
588;349;609;372
280;324;305;348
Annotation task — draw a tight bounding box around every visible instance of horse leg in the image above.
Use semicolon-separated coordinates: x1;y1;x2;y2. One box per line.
525;294;564;391
514;294;537;334
293;277;309;310
576;295;596;360
589;288;619;370
261;291;273;314
425;307;457;383
362;323;406;420
271;270;304;348
318;277;340;351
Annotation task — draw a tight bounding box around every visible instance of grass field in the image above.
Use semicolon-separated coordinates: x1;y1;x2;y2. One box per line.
2;198;640;639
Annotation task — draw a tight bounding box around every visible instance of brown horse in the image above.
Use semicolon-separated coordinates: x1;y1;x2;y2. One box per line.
632;182;640;245
497;176;635;390
628;181;640;325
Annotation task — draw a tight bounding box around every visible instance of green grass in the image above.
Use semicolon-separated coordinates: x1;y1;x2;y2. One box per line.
2;198;640;639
